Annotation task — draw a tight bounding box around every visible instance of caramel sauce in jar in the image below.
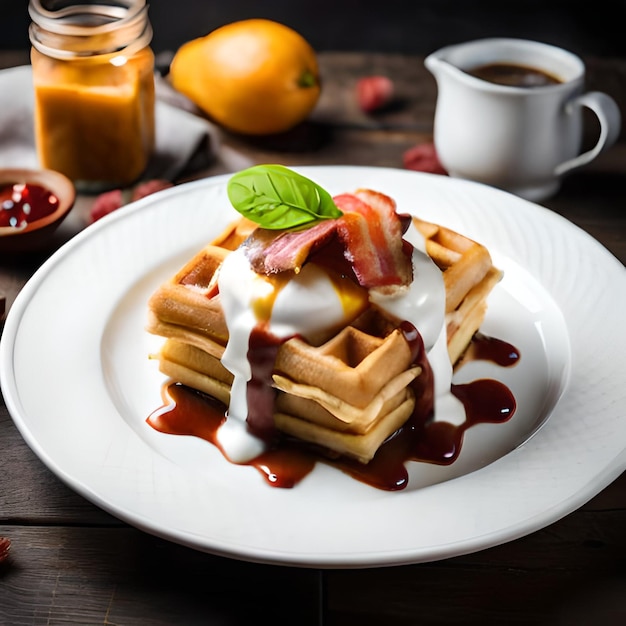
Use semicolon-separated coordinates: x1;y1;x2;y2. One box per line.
29;1;155;191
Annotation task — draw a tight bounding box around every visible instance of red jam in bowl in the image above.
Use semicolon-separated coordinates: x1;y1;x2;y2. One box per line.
0;183;59;230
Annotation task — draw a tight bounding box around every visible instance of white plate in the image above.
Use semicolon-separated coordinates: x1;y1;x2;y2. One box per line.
2;166;625;568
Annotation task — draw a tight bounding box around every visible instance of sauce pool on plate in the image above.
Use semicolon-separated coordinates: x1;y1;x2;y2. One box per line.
147;333;519;491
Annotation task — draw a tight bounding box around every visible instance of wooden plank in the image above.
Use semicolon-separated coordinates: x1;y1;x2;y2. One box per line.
0;526;321;626
0;51;29;70
325;506;626;624
545;159;626;265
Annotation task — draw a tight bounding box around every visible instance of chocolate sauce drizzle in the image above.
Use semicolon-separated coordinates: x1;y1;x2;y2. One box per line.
147;328;519;491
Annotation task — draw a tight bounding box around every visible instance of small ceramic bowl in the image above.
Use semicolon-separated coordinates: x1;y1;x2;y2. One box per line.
0;168;76;254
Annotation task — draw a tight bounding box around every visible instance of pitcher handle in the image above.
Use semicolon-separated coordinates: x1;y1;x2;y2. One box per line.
555;91;622;176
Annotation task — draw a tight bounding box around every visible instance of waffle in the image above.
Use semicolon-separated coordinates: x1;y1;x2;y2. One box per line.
412;217;503;365
147;213;501;463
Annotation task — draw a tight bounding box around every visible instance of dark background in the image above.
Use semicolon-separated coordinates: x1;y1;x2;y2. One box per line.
4;0;626;58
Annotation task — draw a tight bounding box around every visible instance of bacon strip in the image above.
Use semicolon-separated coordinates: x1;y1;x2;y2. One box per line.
334;190;413;287
242;189;413;289
243;219;338;274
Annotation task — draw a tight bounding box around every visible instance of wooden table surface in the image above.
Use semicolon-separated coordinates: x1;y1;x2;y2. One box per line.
1;49;625;625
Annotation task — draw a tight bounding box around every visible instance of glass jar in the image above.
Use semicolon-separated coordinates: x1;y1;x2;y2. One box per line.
28;0;155;191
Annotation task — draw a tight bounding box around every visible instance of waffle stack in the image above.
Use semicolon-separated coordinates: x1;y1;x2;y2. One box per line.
412;217;503;365
146;215;501;463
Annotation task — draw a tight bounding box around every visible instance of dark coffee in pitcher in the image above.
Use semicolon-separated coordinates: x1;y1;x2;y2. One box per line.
467;62;563;87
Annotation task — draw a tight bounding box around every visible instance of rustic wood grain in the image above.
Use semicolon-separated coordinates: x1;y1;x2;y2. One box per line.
0;526;321;625
326;490;626;624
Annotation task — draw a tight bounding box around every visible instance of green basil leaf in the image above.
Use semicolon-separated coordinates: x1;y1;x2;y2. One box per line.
227;164;343;230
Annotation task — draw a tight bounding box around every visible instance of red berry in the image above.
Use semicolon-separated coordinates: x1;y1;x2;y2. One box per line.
403;143;448;175
131;179;173;201
0;537;11;564
89;189;124;223
357;76;394;113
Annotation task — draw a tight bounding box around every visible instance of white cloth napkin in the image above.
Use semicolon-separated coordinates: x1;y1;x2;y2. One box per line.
0;65;221;182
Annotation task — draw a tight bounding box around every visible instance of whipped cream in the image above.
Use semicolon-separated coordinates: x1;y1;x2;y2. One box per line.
217;244;369;462
216;221;464;463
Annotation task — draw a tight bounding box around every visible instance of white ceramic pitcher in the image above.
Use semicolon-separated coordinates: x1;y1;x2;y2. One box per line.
425;38;622;201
